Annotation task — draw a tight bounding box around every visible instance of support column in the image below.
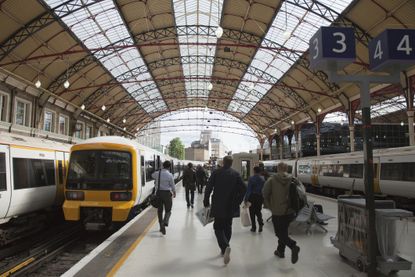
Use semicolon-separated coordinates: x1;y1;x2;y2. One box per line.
279;135;283;159
315;119;321;157
349;125;355;152
259;138;265;161
408;110;415;146
294;130;299;158
268;136;273;160
297;129;302;157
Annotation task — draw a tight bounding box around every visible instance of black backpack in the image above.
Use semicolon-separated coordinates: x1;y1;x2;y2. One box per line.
288;177;307;213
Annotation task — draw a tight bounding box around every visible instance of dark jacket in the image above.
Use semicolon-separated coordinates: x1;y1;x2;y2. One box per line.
203;166;246;218
244;174;265;201
182;167;196;190
196;167;207;182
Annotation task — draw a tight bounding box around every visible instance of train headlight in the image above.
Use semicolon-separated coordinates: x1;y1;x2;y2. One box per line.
66;191;85;200
110;192;132;201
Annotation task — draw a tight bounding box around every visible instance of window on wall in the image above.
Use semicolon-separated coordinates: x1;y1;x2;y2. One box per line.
74;122;84;139
0;93;8;122
86;125;93;139
15;98;31;126
59;115;68;135
43;111;54;132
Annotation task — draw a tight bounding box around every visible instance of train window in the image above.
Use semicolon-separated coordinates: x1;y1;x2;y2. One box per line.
404;163;415;181
380;162;415;181
66;150;132;190
58;160;63;184
287;165;293;174
0;153;6;191
343;164;350;178
145;160;155;181
349;164;363;179
298;165;311;175
141;156;145;186
13;158;55;189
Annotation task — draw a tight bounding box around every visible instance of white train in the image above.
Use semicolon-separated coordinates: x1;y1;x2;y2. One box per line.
263;146;415;199
0;132;71;225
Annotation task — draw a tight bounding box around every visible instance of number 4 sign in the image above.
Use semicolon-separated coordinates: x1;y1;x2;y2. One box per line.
369;29;415;71
309;27;356;71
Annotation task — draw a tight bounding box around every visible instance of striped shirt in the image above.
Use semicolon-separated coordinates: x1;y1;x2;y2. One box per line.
152;169;175;193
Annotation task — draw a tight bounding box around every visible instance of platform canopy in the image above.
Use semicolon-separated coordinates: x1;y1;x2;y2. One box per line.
0;0;414;140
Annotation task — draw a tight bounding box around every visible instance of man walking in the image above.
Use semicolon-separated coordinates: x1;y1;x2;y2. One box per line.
183;163;196;208
204;156;246;265
263;162;300;264
244;166;265;232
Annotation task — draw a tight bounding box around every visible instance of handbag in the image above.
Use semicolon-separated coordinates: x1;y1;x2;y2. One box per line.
149;170;162;208
240;203;252;227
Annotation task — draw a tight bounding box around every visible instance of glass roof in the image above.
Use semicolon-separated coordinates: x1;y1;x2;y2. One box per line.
371;95;407;118
173;0;223;100
228;0;354;114
44;0;167;113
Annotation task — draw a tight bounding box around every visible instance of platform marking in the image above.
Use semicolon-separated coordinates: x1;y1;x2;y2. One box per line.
0;257;35;277
106;217;157;277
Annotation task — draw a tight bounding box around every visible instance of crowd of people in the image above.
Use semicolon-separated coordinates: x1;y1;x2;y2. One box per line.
151;156;300;266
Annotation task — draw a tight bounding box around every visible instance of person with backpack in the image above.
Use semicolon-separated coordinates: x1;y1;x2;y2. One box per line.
183;163;196;208
262;162;300;264
244;166;265;232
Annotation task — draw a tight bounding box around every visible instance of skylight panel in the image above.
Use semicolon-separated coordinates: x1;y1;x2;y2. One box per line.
173;0;223;100
44;0;167;113
228;0;353;115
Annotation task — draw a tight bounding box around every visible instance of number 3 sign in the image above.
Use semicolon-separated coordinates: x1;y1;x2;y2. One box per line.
369;29;415;71
309;27;356;71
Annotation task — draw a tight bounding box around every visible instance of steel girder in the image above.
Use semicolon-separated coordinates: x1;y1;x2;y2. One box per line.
0;0;105;62
286;0;372;46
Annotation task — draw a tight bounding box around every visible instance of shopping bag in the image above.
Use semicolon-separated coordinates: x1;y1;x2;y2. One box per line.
196;207;214;226
240;204;251;227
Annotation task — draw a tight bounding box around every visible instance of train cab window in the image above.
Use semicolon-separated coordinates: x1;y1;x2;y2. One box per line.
0;153;6;191
13;158;55;189
349;164;363;179
67;150;132;190
141;156;145;186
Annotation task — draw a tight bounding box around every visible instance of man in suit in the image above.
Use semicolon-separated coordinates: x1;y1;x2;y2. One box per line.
204;156;246;265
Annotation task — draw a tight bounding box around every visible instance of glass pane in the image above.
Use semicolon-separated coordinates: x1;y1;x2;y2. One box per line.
44;111;53;132
67;150;132;190
16;101;25;125
59;116;66;135
13;158;51;189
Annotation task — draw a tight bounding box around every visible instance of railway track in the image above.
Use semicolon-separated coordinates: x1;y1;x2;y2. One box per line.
0;224;82;277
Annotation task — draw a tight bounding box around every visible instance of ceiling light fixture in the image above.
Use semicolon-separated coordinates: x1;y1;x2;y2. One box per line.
107;118;110;123
64;80;70;89
101;105;106;111
123;118;127;124
215;26;223;39
282;0;291;39
35;79;41;88
208;82;213;90
123;127;126;131
291;120;295;125
400;121;404;126
81;104;85;110
317;107;322;113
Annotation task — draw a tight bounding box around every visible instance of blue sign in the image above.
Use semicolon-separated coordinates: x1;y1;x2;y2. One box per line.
369;29;415;71
309;27;356;70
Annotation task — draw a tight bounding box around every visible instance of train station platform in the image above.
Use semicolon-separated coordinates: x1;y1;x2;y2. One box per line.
63;186;415;277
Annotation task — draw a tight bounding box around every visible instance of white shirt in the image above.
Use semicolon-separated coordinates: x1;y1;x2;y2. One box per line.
152;169;175;193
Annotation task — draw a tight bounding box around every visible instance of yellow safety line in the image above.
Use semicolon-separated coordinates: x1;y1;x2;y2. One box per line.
107;217;158;277
0;257;35;277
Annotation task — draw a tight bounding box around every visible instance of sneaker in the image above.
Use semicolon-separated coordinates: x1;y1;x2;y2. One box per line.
191;204;194;208
274;250;285;258
258;225;263;233
223;247;231;265
291;246;300;264
250;227;256;232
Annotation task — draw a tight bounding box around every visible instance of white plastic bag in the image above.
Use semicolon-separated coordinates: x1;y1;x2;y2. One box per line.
196;207;214;226
240;204;251;227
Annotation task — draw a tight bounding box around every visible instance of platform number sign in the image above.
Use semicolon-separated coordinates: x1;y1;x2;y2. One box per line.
369;29;415;71
309;27;356;70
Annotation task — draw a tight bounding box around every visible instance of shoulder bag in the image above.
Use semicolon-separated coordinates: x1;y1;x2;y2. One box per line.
149;170;162;208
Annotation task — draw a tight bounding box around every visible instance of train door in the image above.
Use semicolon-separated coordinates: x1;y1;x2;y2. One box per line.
55;151;66;205
0;145;11;219
373;157;381;194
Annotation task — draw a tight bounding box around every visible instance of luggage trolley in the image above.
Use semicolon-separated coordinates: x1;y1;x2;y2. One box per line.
330;196;413;275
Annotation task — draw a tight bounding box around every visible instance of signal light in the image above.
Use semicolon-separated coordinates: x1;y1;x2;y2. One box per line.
65;191;84;200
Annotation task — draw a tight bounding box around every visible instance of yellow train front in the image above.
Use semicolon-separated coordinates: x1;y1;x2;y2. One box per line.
63;137;155;229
